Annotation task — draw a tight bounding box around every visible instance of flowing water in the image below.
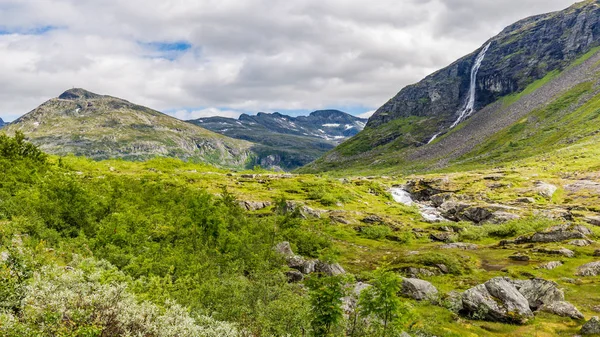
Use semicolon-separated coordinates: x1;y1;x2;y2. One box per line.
427;42;491;144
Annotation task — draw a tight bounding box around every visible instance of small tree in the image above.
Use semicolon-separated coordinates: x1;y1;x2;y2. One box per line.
359;269;412;337
306;275;345;336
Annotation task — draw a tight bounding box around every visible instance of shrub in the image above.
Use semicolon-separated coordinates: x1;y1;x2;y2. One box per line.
361;225;392;240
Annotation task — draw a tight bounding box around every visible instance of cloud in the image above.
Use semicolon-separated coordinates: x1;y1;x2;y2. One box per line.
358;110;376;119
0;0;578;122
171;107;243;120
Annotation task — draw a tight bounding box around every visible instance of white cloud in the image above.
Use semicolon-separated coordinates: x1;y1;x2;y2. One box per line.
358;110;376;119
0;0;578;122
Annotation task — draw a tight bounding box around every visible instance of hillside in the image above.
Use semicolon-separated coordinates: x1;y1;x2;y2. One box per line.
188;110;366;169
302;0;600;175
3;88;254;168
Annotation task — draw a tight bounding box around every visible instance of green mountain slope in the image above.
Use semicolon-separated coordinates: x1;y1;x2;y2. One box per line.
4;88;253;168
302;0;600;175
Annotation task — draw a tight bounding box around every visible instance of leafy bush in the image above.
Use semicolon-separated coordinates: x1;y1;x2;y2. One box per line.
361;225;392;240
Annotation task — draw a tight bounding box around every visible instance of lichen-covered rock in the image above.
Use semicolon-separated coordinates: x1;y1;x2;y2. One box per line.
533;247;575;258
430;232;457;243
315;261;346;276
535;182;558;199
540;301;584;320
569;239;594;247
439;242;479;250
510;279;564;310
539;261;563;270
274;242;294;256
462;277;533;324
401;278;438;301
489;212;521;224
285;270;304;283
577;261;600;276
529;225;586;243
581;316;600;335
239;200;272;211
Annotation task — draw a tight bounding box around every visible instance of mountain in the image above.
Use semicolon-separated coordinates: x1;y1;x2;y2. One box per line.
0;118;5;128
188;110;367;169
302;0;600;174
3;88;253;168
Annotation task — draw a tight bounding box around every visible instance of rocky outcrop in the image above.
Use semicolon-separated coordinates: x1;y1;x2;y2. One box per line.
275;242;345;279
510;279;564;310
534;182;558;199
533;247;575;258
581;316;600;335
504;224;590;245
462;277;533;324
576;261;600;276
239;201;272;211
439;242;479;250
539;261;563;270
401;278;439;301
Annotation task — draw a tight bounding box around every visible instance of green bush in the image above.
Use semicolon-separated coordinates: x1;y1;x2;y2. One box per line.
361;225;392;240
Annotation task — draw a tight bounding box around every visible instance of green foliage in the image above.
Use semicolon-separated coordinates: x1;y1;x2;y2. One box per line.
307;275;346;336
359;269;413;337
361;225;392;240
0;131;47;163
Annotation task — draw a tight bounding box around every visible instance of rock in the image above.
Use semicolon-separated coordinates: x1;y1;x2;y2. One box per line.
539;261;563;270
595;250;600;257
576;261;600;276
240;174;257;179
436;264;449;274
275;242;294;256
401;278;438;301
439;242;479;250
593;305;600;313
509;254;530;262
535;181;558;199
285;270;304;283
517;197;536;204
429;232;457;243
430;193;456;208
573;225;593;236
315;261;345;276
510;278;564;310
462;206;493;223
533;247;575;258
584;215;600;227
330;215;352;225
362;215;383;224
569;239;594;247
581;316;600;335
540;301;584;320
439;201;471;221
400;267;441;278
0;251;8;262
303;206;326;218
239;200;272;211
462;277;533;324
529;225;587;243
489;212;521;224
341;282;371;314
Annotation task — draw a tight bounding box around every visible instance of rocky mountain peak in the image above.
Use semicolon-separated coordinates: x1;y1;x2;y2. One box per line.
0;118;5;127
58;88;103;100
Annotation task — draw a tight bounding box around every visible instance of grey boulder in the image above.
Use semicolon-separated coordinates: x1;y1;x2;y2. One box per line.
540;301;584;320
577;261;600;276
581;316;600;335
401;278;439;301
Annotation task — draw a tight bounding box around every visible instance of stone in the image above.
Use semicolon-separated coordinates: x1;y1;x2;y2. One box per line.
529;225;587;243
581;316;600;335
535;181;558;199
510;278;564;310
540;301;584;320
569;239;594;247
362;215;383;224
517;197;536;204
341;282;371;314
489;212;521;224
285;270;304;283
239;200;272;211
400;267;441;278
430;232;457;243
401;278;439;301
594;249;600;257
462;277;533;324
275;242;294;256
539;261;563;270
430;193;456;207
533;247;575;258
576;261;600;276
509;254;530;262
439;242;479;250
584;215;600;227
461;206;493;223
315;261;346;276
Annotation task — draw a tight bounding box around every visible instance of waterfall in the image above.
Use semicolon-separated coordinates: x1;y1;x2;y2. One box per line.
427;42;491;145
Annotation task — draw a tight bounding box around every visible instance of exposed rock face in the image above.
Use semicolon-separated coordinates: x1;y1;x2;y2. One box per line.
533;247;575;258
577;261;600;276
401;278;439;301
439;242;479;250
342;282;371;314
430;232;457;243
581;316;600;335
539;261;563;270
239;201;272;211
510;279;564;310
530;224;588;243
569;239;594;247
584;215;600;227
534;182;558;199
540;301;584;320
275;242;345;278
462;277;533;324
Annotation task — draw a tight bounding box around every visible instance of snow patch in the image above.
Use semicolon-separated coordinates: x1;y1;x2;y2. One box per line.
322;123;341;127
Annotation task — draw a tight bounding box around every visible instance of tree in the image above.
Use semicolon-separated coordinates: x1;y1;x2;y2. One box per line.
306;275;345;336
359;269;412;337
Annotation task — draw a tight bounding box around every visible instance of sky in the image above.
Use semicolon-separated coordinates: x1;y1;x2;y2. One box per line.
0;0;579;122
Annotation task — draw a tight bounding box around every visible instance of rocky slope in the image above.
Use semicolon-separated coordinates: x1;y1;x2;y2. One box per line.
188;110;366;170
0;118;5;128
4;88;254;168
303;0;600;174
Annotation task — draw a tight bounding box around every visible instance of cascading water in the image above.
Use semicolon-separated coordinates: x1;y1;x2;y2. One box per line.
427;42;491;144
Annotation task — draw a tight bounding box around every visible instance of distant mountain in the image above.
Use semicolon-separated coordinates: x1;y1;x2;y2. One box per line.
0;118;5;128
188;110;367;169
4;88;253;168
303;0;600;174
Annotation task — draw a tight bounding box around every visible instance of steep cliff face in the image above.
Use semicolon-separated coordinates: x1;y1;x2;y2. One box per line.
369;0;600;136
302;0;600;174
4;89;254;168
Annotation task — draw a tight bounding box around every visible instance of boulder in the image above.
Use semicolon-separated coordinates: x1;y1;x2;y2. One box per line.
275;242;294;256
239;200;271;211
439;242;479;250
430;232;457;243
530;225;586;243
569;239;594;247
401;278;438;301
462;277;533;324
510;279;564;310
595;249;600;257
533;247;575;258
576;261;600;276
539;261;563;270
285;270;304;283
535;181;558;199
400;267;441;278
461;206;493;223
540;301;584;320
584;215;600;227
430;193;456;207
489;212;521;224
342;282;371;314
509;254;530;262
315;261;346;276
581;316;600;335
517;197;536;204
362;215;384;224
439;201;471;221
